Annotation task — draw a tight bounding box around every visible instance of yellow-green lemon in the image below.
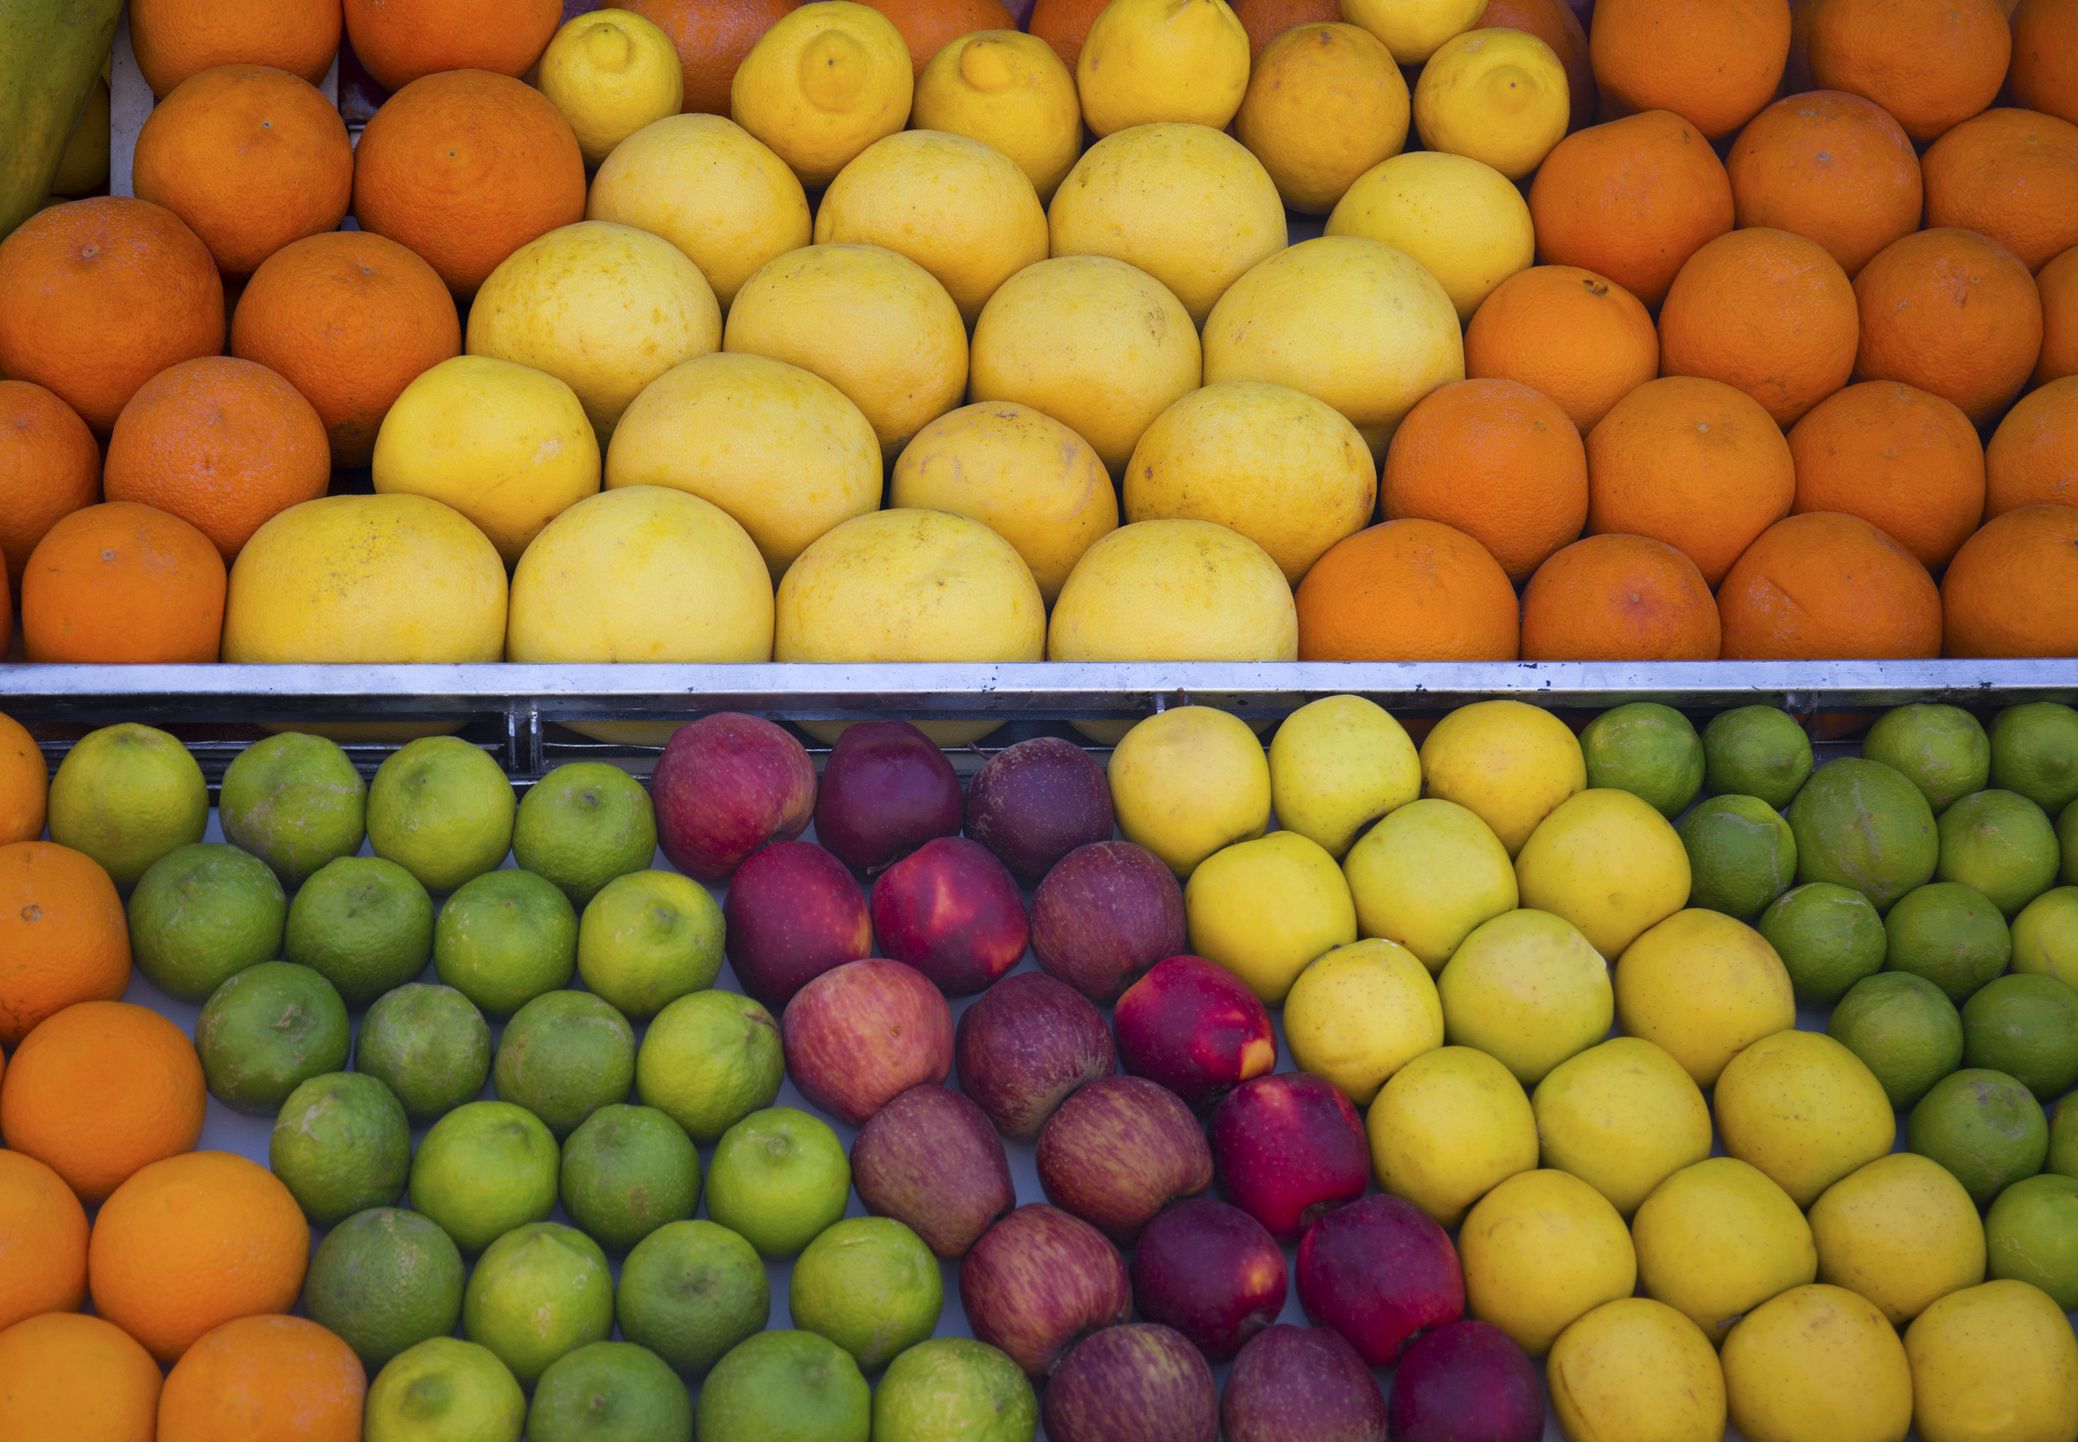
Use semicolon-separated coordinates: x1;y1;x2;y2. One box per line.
1613;909;1795;1087
1809;1152;1988;1326
1721;1284;1914;1442
1712;1028;1897;1207
1517;788;1692;958
1185;831;1357;1004
1267;694;1422;859
1631;1157;1817;1340
1459;1168;1637;1355
1108;707;1272;878
1438;909;1612;1086
1283;937;1443;1106
1365;1044;1537;1227
1533;1037;1713;1218
1343;798;1518;972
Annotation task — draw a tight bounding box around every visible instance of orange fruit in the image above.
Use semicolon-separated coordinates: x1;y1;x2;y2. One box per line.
21;502;227;665
1586;376;1797;586
0;843;129;1049
1726;90;1923;277
1527;109;1736;306
1986;376;2078;516
861;0;1016;72
1463;264;1658;432
158;1315;365;1442
1588;0;1790;140
0;1151;88;1332
129;0;341;97
1296;519;1520;661
623;0;798;114
0;380;100;592
0;198;225;433
1718;511;1942;660
342;0;561;92
1478;0;1595;132
1234;0;1341;58
0;712;45;848
88;1152;309;1365
1943;505;2078;656
1381;378;1588;582
1658;227;1858;425
1789;381;1986;568
2038;245;2078;385
0;1312;162;1442
1853;227;2044;426
1520;533;1722;661
1805;0;2010;143
1922;108;2078;273
102;357;330;562
2009;0;2078;128
1029;0;1110;70
352;70;587;295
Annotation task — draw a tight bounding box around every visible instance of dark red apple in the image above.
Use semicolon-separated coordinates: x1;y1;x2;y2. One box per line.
1130;1198;1287;1361
1387;1320;1543;1442
1295;1194;1465;1368
1036;1076;1212;1243
960;1204;1132;1376
1208;1073;1367;1241
1031;842;1186;1001
780;958;953;1125
1043;1324;1219;1442
1114;955;1276;1108
850;1084;1014;1257
869;836;1028;996
651;713;816;880
813;720;961;871
1221;1326;1387;1442
722;840;872;1007
954;971;1116;1139
965;737;1114;884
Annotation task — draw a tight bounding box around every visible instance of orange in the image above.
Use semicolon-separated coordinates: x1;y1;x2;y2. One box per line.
1942;505;2078;656
102;357;330;562
1520;534;1722;661
2039;245;2078;385
88;1152;310;1365
158;1315;365;1442
1234;0;1341;58
128;0;341;97
623;0;798;114
1586;376;1797;587
0;380;100;592
2009;0;2078;128
0;1312;161;1442
1463;264;1657;432
1588;0;1790;140
0;843;129;1049
861;0;1016;72
1527;109;1736;306
1853;227;2044;426
1725;90;1923;277
1922;108;2078;272
342;0;561;92
0;712;44;848
1789;381;1986;568
21;503;227;665
0;198;225;433
1029;0;1110;70
1381;378;1588;582
1478;0;1595;132
1717;511;1942;660
352;70;587;295
1296;519;1520;661
1986;376;2078;516
1805;0;2010;142
0;1151;88;1332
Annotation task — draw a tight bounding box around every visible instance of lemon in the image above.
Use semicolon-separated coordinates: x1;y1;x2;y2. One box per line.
1420;700;1587;856
604;353;879;578
1547;1298;1726;1442
1366;1044;1537;1226
372;356;600;566
1326;151;1536;320
1517;789;1693;959
1343;797;1518;971
913;30;1080;200
1108;707;1271;878
1438;909;1612;1086
2014;886;2078;986
1614;909;1795;1086
1267;694;1421;859
1185;831;1358;1003
1414;26;1569;180
1532;1037;1712;1217
1340;0;1485;62
1076;0;1249;136
1632;1157;1817;1340
1713;1030;1897;1206
538;9;683;168
1046;519;1298;668
1906;1281;2078;1442
364;1337;525;1442
1722;1284;1914;1442
1283;937;1442;1105
730;0;913;186
1809;1152;1987;1326
47;723;208;889
1235;23;1409;214
1460;1168;1637;1355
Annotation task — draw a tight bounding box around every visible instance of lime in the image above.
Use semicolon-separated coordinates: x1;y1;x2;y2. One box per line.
871;1338;1038;1442
1936;789;2061;918
1579;703;1705;818
127;841;287;1001
789;1217;944;1370
219;731;367;887
1788;757;1939;911
433;869;578;1016
513;763;658;908
696;1331;870;1442
196;960;351;1114
285;854;436;1006
1985;1173;2078;1309
46;722;207;887
305;1206;467;1369
617;1219;770;1377
2062;800;2078;884
1885;881;2013;1004
1908;1068;2049;1205
706;1106;851;1258
409;1099;561;1253
364;1336;525;1442
367;736;517;894
1962;974;2078;1102
1863;704;1992;815
528;1341;693;1442
1703;706;1814;809
356;982;493;1123
2052;1097;2078;1178
1759;882;1886;1004
1990;702;2078;814
1677;794;1796;920
560;1104;700;1252
462;1221;616;1388
1829;970;1966;1109
492;990;635;1137
577;870;723;1021
269;1070;412;1224
2014;887;2078;988
634;988;784;1142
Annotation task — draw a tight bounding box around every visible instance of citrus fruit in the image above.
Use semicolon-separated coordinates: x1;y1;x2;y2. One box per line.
1677;795;1797;922
127;842;287;1002
1340;0;1484;62
0;1311;163;1442
2011;0;2078;126
304;1207;467;1370
127;0;339;94
1544;1299;1726;1442
0;712;41;849
1365;1044;1539;1227
1579;703;1705;820
284;856;436;1007
1703;706;1813;809
1341;798;1517;972
1265;693;1422;861
790;1217;944;1369
1588;0;1788;140
156;1313;366;1442
2056;1098;2078;1178
46;722;208;889
217;732;367;888
1418;701;1586;857
1853;227;2043;426
1612;910;1795;1088
0;379;100;593
1282;937;1443;1105
196;961;352;1116
1412;26;1568;180
633;989;785;1142
0;840;131;1046
623;0;794;114
1075;0;1249;136
1987;375;2078;515
1519;535;1723;664
462;1222;614;1389
616;1219;771;1377
699;1330;870;1442
705;1106;851;1258
492;990;637;1139
434;870;581;1018
1532;1037;1713;1218
1233;0;1342;56
2035;253;2078;388
343;0;560;90
1864;704;1993;815
529;1340;694;1442
730;1;913;186
538;9;685;168
1961;974;2078;1103
2015;887;2078;988
1786;381;1987;572
1922;107;2078;274
1186;831;1357;1005
1805;0;2008;143
872;1338;1039;1442
354;983;494;1124
512;764;657;910
1459;1168;1637;1355
1985;1173;2078;1310
858;0;1015;74
1991;703;2078;815
1885;882;2013;1005
269;1072;412;1226
1758;882;1886;1004
1944;507;2078;661
1107;707;1273;878
1828;970;1966;1110
1463;265;1659;433
1905;1280;2078;1442
1714;1030;1897;1207
1438;910;1611;1087
363;1337;525;1442
1237;22;1410;215
1328;153;1528;325
408;1101;562;1254
1909;1068;2050;1206
1938;789;2061;918
19;502;228;664
1516;790;1692;961
576;870;723;1021
1629;1157;1816;1340
1808;1151;1986;1326
1788;757;1939;911
912;30;1081;200
0;1150;88;1331
367;737;517;895
1721;1284;1913;1442
560;1104;701;1253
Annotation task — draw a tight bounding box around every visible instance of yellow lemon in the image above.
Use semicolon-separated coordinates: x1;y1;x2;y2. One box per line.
1123;381;1377;584
1342;797;1517;971
913;30;1081;200
1713;1029;1897;1207
586;113;810;308
1049;123;1287;324
889;401;1118;604
1437;909;1612;1086
1419;699;1587;856
1515;789;1692;958
1365;1044;1537;1227
467;221;721;437
1533;1037;1712;1218
1809;1153;1988;1326
1234;23;1409;214
372;356;600;566
1185;831;1358;1004
1047;519;1298;667
1341;0;1485;62
970;255;1201;472
1548;1298;1727;1442
1109;707;1271;879
603;352;880;578
1413;25;1570;180
1267;694;1421;859
1326;150;1536;320
815;129;1048;324
1613;909;1795;1087
1283;937;1442;1106
538;9;684;167
724;243;967;453
1632;1157;1817;1341
1460;1168;1637;1355
1906;1280;2078;1442
1722;1284;1914;1442
1076;0;1249;137
730;0;913;186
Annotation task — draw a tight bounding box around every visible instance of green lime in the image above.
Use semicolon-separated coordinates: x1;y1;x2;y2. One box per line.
1759;881;1886;1004
196;960;350;1114
1677;794;1796;920
1885;881;2013;1004
270;1071;411;1225
1703;706;1814;809
1829;970;1966;1109
355;982;493;1124
127;841;286;1001
285;855;435;1007
2051;1096;2078;1178
364;1336;526;1442
789;1217;944;1370
513;763;658;908
433;869;578;1017
1962;973;2078;1101
1990;702;2078;814
219;731;367;887
872;1339;1038;1442
46;722;207;887
2014;887;2078;988
1788;757;1939;911
1937;789;2061;918
617;1219;770;1377
560;1104;700;1252
493;990;635;1138
1863;704;1992;815
1985;1173;2078;1309
706;1106;851;1259
367;736;517;894
305;1207;467;1370
409;1099;560;1253
577;870;723;1021
462;1221;615;1388
634;988;784;1142
1907;1067;2049;1205
2061;800;2078;884
528;1341;693;1442
696;1331;870;1442
1579;703;1705;818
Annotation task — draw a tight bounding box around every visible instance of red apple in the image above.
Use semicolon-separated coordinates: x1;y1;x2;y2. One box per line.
1295;1194;1465;1368
1031;842;1186;1000
850;1084;1014;1257
813;720;962;871
960;1204;1132;1376
954;971;1116;1139
1130;1198;1287;1361
722;840;872;1007
1209;1073;1368;1242
780;958;953;1125
1044;1324;1219;1442
1221;1326;1387;1442
651;713;815;880
1113;955;1276;1108
965;737;1114;884
869;836;1029;996
1388;1320;1544;1442
1036;1076;1212;1243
